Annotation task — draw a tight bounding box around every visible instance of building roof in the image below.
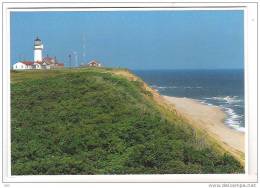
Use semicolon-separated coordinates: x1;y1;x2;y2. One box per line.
42;57;55;65
88;60;99;64
88;60;101;66
34;61;43;64
21;61;34;65
43;57;53;61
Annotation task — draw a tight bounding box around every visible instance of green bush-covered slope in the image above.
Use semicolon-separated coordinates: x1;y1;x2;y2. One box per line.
11;68;243;174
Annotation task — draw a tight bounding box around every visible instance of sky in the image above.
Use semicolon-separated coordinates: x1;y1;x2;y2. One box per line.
11;10;244;69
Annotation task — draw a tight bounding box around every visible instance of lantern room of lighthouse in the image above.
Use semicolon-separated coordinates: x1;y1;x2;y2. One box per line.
34;37;43;62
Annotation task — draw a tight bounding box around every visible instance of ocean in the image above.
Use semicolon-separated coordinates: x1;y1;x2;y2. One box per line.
133;69;245;132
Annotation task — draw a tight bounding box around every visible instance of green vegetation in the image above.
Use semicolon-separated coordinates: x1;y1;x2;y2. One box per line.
11;68;243;175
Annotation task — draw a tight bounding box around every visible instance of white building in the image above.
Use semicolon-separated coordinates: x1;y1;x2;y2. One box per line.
33;62;42;69
13;37;64;70
12;61;33;70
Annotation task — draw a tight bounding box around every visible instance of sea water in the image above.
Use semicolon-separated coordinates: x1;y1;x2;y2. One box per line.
133;69;245;132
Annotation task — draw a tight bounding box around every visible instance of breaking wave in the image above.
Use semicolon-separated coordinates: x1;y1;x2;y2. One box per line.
202;96;245;132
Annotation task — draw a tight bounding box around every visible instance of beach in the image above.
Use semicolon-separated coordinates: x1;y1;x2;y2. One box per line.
163;95;245;163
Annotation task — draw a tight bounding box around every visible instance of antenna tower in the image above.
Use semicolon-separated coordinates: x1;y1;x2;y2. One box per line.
73;51;78;67
68;54;72;68
82;33;86;65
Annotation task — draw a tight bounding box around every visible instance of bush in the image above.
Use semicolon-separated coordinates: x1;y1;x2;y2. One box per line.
11;69;244;175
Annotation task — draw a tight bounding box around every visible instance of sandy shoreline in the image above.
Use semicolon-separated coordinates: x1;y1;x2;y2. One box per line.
163;95;245;163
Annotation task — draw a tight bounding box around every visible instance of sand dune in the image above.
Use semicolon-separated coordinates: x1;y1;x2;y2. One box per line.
163;96;245;164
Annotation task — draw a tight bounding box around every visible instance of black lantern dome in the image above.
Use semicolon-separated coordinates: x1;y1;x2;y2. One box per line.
34;36;42;46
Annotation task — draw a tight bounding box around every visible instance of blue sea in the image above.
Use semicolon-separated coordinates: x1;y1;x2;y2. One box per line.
133;69;245;132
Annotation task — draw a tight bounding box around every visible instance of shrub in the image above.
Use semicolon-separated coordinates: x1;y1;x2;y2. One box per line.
11;69;244;175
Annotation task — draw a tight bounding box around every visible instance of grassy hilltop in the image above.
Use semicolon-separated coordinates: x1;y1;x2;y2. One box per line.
11;68;243;174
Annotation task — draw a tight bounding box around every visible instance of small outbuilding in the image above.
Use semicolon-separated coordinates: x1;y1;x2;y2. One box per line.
87;60;102;67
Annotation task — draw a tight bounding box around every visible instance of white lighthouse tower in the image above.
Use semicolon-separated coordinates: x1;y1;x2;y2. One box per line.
34;37;43;62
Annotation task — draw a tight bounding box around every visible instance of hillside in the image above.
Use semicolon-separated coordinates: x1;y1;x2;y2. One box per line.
11;68;243;174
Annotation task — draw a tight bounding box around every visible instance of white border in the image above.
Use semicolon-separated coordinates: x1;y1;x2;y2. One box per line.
1;1;258;183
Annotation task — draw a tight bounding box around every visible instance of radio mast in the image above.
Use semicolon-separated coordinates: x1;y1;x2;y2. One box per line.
73;51;78;67
68;54;72;68
82;33;86;65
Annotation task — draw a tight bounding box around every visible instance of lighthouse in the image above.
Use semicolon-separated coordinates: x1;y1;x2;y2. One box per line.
12;36;64;70
34;37;43;62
